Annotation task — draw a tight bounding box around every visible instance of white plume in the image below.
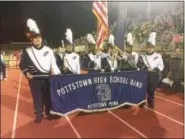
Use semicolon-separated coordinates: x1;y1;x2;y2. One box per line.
61;40;64;47
87;33;96;44
65;28;73;44
27;18;40;34
108;34;115;46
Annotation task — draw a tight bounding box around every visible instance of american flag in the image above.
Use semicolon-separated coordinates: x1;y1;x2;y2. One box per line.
92;1;108;48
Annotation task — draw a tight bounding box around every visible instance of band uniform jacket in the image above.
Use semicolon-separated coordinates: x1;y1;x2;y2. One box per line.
137;52;164;73
61;52;81;74
118;52;139;71
80;52;94;70
101;53;117;72
54;52;64;72
19;45;61;77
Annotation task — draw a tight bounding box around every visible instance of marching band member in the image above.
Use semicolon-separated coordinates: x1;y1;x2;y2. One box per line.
123;42;139;70
82;34;102;73
117;42;139;71
101;35;117;72
80;34;95;71
19;19;61;123
60;28;81;74
101;42;118;72
137;42;164;109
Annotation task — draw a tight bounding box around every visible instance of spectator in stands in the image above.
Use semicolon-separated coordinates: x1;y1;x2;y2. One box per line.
161;47;183;93
0;51;7;81
172;33;182;48
160;47;171;79
169;47;182;81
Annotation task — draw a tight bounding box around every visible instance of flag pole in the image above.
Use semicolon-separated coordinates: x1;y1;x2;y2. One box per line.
147;0;151;20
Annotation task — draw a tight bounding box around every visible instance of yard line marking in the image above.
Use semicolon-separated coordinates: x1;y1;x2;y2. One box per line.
65;116;81;138
155;95;184;107
144;106;184;126
11;72;22;138
108;111;148;139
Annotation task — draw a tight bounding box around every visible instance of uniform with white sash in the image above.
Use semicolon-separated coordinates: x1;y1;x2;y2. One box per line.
120;52;139;71
19;45;61;116
101;52;117;72
55;52;64;72
137;52;164;107
60;51;81;74
81;52;102;73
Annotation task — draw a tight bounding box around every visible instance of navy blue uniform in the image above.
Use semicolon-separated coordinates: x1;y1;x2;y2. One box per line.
137;52;164;108
58;51;81;74
19;45;60;118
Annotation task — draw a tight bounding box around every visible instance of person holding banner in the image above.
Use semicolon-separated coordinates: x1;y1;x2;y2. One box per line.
137;42;164;109
121;42;139;71
61;43;81;74
60;29;81;74
19;19;61;123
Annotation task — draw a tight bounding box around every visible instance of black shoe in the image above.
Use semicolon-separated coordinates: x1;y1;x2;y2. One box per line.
147;103;154;109
46;114;53;121
34;115;42;123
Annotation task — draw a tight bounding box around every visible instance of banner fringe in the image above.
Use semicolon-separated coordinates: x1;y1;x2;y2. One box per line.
50;99;147;117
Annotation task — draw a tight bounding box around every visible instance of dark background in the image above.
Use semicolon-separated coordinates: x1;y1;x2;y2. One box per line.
0;1;182;45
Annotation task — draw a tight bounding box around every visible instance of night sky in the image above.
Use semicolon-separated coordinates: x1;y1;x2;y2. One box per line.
1;1;182;45
1;2;118;44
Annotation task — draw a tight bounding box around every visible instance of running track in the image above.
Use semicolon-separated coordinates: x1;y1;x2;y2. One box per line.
1;69;184;138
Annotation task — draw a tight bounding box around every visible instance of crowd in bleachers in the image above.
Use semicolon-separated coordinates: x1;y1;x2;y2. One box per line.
128;6;183;49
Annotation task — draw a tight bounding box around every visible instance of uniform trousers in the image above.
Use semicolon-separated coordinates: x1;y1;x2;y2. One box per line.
147;71;160;104
28;78;51;116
